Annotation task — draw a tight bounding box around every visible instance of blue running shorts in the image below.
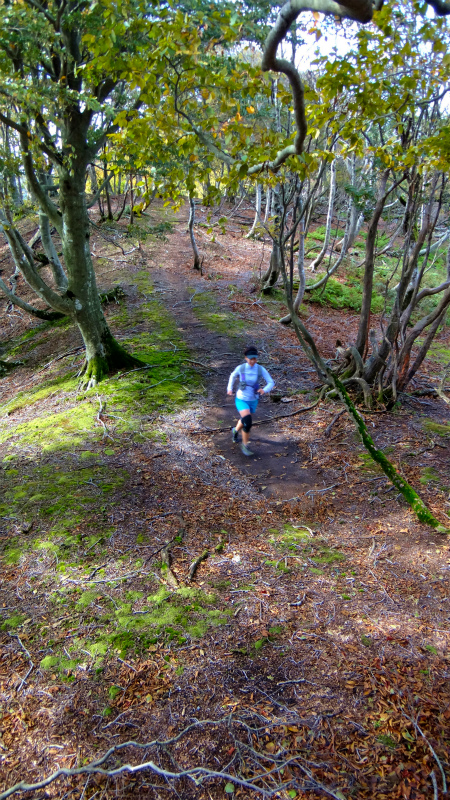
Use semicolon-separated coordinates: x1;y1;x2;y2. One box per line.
235;398;258;414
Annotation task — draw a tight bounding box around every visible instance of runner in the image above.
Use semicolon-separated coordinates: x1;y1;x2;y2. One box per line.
227;346;275;456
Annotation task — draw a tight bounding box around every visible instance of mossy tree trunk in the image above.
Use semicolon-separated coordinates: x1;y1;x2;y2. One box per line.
58;165;140;387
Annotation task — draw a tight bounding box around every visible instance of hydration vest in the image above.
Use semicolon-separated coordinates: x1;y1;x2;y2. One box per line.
238;363;263;393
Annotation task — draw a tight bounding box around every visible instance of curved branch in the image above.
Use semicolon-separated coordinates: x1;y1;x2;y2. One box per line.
19;132;63;234
0;720;345;800
0;276;65;321
0;218;72;316
246;0;373;175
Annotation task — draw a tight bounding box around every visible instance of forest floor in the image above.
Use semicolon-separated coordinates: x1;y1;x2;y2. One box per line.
0;200;449;800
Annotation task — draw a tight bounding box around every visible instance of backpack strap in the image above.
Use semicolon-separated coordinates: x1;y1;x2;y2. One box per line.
238;364;247;389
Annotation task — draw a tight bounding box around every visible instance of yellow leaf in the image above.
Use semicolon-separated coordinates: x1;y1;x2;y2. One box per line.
246;105;255;114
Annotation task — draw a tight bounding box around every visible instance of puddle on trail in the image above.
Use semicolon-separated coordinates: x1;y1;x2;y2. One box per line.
206;402;322;500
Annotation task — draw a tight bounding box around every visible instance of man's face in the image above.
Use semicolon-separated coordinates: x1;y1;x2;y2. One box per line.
245;356;257;366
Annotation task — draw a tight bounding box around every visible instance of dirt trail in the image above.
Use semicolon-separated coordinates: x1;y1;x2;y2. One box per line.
149;254;323;501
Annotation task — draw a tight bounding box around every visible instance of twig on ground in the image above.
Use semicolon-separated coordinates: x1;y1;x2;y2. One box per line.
305;484;337;498
161;544;179;588
96;395;114;440
37;347;84;373
430;770;439;800
8;634;34;693
404;713;447;794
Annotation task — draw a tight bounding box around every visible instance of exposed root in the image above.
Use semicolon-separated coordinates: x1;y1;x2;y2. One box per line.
78;338;143;389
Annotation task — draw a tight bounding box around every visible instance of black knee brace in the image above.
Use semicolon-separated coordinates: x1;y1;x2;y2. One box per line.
242;414;252;433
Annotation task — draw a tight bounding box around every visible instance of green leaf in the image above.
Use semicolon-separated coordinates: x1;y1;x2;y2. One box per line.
224;783;235;794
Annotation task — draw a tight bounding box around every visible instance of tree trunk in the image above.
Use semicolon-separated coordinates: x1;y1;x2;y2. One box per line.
264;188;271;224
188;195;201;270
364;173;441;387
355;169;390;356
304;194;359;296
0;274;64;320
38;209;68;291
262;241;281;293
58;170;140;385
104;160;113;220
309;154;336;272
262;186;281;292
129;175;134;224
280;214;305;324
245;184;262;238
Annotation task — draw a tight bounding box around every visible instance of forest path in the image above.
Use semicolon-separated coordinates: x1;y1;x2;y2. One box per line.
147;233;324;501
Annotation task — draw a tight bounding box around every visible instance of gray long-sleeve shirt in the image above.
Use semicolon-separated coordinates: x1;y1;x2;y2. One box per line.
227;362;275;402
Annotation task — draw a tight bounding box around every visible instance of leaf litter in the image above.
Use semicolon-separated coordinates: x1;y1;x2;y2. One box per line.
0;200;448;799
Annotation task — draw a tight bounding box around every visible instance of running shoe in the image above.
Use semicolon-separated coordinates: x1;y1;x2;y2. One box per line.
231;427;239;443
241;443;254;456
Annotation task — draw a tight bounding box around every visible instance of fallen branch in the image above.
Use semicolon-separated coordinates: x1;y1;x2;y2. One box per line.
324;409;345;437
0;717;347;800
188;549;209;581
404;713;447;794
8;634;34;693
96;395;114;440
161;544;179;588
37;347;84;373
190;395;323;434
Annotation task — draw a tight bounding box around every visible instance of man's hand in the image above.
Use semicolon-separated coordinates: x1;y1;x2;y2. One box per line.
227;390;233;396
257;388;265;395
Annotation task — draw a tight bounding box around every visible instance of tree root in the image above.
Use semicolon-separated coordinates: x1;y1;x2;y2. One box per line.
78;339;143;389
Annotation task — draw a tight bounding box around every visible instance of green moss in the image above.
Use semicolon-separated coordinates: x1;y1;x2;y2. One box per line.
76;590;99;608
191;291;245;336
0;402;96;452
422;419;450;437
6;324;50;358
1;614;27;630
357;451;383;474
377;734;397;748
1;373;78;416
270;524;312;549
3;546;23;565
63;585;228;662
314;546;345;564
420;467;440;485
427;342;450;364
40;654;80;672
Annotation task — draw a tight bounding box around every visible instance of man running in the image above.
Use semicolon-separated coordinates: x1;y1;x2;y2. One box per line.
227;346;275;456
